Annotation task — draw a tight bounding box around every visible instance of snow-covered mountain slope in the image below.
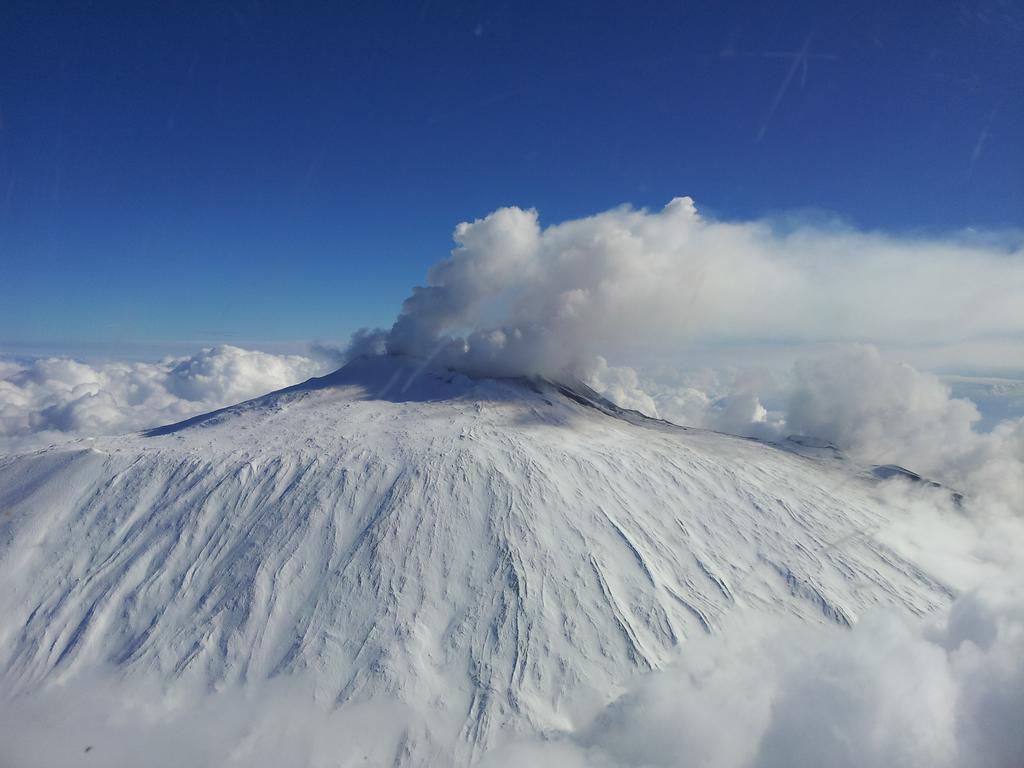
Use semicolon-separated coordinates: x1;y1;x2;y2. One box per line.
0;355;955;762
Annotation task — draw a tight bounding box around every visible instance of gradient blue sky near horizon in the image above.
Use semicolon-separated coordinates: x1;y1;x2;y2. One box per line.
1;0;1021;359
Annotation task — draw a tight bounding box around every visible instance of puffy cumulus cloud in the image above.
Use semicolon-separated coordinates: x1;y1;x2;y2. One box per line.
0;346;325;453
585;357;660;416
785;345;984;471
587;357;786;438
358;197;1023;380
782;345;1024;515
163;346;321;403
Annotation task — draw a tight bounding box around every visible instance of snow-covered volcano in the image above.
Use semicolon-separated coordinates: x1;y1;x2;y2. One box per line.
0;354;954;763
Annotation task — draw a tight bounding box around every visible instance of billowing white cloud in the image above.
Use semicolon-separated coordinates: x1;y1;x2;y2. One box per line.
364;197;1023;380
785;345;981;464
589;359;785;438
781;345;1024;514
0;345;325;453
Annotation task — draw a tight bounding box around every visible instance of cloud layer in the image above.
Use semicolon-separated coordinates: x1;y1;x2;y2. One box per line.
0;345;324;452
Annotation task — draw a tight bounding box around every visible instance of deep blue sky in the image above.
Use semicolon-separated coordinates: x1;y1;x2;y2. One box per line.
1;1;1021;357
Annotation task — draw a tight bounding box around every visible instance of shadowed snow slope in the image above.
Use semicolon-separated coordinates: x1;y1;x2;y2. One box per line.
0;354;954;763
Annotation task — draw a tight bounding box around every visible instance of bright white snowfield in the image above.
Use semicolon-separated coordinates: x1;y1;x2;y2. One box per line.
0;354;957;765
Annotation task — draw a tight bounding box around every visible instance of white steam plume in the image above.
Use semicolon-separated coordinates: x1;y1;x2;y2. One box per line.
360;197;1023;379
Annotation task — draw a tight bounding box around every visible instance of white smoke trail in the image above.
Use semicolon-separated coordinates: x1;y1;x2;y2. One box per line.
354;197;1023;380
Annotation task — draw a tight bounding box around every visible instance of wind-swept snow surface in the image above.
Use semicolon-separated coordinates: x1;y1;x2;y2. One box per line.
0;355;960;764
